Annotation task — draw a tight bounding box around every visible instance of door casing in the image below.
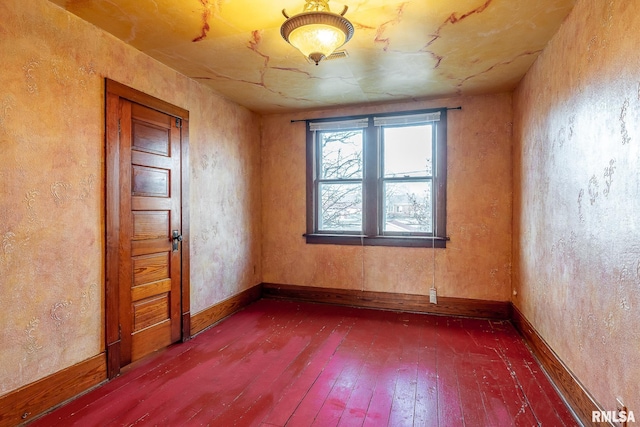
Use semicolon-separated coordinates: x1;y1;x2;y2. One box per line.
105;79;191;379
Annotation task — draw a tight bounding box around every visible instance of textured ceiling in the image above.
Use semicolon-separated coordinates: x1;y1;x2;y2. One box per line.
48;0;576;113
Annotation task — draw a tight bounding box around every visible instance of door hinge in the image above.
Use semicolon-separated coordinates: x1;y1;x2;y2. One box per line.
175;117;182;129
118;119;121;134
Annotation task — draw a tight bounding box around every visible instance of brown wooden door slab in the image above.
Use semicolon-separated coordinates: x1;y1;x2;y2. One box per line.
118;101;182;365
105;79;190;378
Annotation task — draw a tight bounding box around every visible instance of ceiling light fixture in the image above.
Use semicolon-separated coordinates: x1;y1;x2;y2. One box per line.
281;0;354;65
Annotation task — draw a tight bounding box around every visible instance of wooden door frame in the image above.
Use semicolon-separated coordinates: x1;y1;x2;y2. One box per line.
105;79;191;379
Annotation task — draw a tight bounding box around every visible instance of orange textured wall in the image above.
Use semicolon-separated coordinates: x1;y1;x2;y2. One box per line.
513;0;640;412
261;94;513;300
0;0;261;395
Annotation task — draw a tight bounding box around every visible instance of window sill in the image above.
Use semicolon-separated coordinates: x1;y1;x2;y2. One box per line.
304;234;447;248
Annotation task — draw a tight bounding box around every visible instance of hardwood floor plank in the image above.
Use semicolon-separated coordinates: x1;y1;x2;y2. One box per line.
387;313;422;427
476;357;515;426
153;302;309;425
34;311;276;425
486;322;539;426
30;299;578;427
312;310;388;427
35;301;293;426
336;368;375;427
284;311;362;426
361;314;406;427
311;355;364;425
34;345;195;426
337;311;398;427
213;303;348;426
129;305;294;424
261;314;354;426
454;357;491;425
436;319;464;426
491;319;579;426
412;316;439;426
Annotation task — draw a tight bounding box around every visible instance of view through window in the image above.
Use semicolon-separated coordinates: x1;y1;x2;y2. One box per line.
306;109;447;248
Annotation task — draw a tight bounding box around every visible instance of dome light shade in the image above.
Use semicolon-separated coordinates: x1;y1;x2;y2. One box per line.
281;1;354;65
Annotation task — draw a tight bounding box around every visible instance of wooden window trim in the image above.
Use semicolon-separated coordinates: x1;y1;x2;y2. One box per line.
305;108;448;248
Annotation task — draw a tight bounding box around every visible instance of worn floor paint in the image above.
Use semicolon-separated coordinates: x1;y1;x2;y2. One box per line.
32;299;577;426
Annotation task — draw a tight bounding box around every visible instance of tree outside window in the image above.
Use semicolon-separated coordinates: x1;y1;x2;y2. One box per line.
306;109;447;248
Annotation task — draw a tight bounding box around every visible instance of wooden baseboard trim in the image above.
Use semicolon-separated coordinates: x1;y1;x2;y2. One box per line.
261;283;511;320
511;305;608;426
0;353;106;427
190;284;263;335
1;287;603;427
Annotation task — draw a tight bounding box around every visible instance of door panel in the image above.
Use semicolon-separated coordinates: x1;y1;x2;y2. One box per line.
131;165;170;197
133;294;170;330
131;320;172;362
133;253;170;285
132;211;169;240
119;99;182;365
132;123;171;156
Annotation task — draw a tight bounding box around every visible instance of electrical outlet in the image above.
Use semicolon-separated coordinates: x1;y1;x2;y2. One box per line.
429;288;437;304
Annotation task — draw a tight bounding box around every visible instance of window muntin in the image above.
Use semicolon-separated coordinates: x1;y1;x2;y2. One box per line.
306;108;447;248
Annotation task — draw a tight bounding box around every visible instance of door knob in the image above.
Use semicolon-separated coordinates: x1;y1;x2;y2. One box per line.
172;230;183;252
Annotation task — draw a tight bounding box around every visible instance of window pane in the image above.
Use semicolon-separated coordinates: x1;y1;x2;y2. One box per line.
319;130;363;179
319;183;362;231
383;125;432;177
383;181;432;233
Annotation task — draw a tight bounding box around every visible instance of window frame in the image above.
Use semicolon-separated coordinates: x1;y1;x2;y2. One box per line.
305;108;448;248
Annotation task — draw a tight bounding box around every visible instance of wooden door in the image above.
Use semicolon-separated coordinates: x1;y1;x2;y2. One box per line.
105;80;190;378
119;100;182;365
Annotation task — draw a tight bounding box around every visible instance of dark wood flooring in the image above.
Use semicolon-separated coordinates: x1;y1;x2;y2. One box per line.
31;299;578;426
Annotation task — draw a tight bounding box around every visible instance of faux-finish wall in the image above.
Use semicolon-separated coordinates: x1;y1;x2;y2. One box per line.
261;94;513;301
513;0;640;412
0;0;261;395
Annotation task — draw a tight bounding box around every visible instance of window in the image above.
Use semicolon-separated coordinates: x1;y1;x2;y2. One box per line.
305;108;447;248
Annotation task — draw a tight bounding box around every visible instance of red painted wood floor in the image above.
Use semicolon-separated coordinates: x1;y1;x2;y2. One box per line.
31;299;578;426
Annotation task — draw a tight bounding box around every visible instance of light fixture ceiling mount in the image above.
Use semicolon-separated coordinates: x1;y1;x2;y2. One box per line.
281;0;354;65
